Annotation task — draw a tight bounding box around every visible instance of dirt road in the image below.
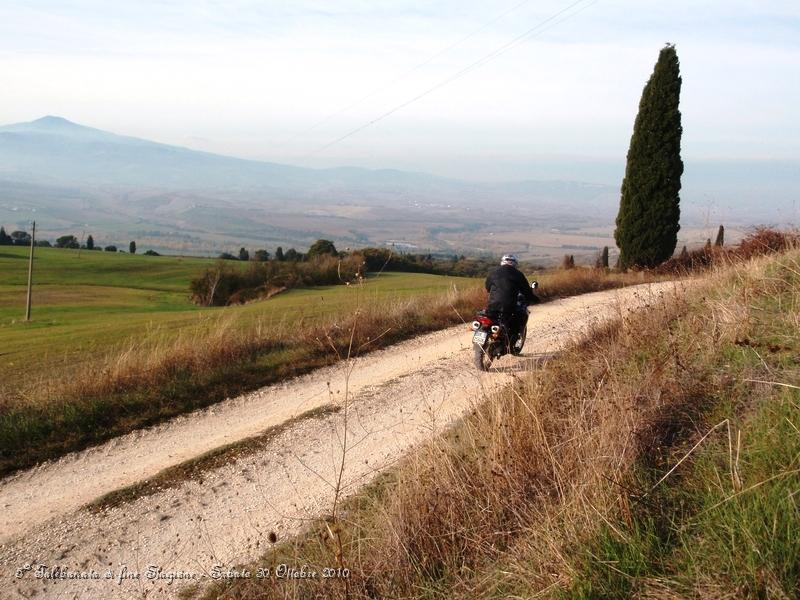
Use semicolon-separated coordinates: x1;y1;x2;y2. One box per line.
0;281;681;599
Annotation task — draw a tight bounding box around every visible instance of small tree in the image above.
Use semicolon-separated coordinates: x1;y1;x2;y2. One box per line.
284;248;301;261
104;245;118;252
562;254;575;269
86;235;94;250
679;245;689;259
238;247;250;261
595;246;609;269
11;231;31;245
129;241;137;254
614;44;683;269
275;246;285;261
0;227;11;245
56;235;79;249
144;249;160;256
254;249;270;262
307;239;337;258
714;225;725;247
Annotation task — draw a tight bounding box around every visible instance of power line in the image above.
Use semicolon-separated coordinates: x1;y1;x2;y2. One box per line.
278;0;537;147
307;0;599;157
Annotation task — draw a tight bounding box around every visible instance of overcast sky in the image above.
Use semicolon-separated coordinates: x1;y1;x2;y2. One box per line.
1;0;798;180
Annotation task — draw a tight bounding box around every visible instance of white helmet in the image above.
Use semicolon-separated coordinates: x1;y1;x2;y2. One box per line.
500;254;518;267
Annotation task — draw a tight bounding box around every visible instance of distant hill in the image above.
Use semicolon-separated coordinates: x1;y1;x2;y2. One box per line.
0;115;340;189
0;116;616;199
0;116;795;259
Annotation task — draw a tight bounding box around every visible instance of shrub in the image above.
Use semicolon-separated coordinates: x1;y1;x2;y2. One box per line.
656;227;797;274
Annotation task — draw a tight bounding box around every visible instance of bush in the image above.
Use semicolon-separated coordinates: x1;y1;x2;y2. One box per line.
104;245;118;252
734;227;796;260
656;227;797;274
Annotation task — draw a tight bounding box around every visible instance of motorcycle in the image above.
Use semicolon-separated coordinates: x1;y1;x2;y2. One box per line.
471;281;538;371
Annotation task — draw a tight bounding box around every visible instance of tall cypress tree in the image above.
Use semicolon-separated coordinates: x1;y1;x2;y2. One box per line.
615;44;683;269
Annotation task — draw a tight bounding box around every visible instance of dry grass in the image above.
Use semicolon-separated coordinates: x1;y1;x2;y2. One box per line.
201;245;799;600
655;227;799;275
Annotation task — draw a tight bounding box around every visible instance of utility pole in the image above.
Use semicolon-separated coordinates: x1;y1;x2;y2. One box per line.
25;220;36;321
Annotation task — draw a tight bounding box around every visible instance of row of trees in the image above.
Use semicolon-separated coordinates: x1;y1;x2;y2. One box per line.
0;228;141;254
217;239;338;263
0;227;32;246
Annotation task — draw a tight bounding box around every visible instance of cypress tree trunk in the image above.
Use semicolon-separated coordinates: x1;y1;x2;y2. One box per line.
614;44;683;269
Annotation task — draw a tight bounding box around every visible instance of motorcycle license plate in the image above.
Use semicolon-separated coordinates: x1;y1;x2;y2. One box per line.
472;331;488;345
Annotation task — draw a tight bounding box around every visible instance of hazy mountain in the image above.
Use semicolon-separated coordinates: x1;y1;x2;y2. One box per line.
0;116;615;202
0;116;334;189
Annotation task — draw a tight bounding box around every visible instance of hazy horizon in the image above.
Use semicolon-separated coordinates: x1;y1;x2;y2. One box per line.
1;1;798;182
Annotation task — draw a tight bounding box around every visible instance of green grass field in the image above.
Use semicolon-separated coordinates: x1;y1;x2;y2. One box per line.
0;246;475;384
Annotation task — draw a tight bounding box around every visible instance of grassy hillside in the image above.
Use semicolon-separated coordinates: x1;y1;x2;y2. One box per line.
0;246;471;382
201;247;799;600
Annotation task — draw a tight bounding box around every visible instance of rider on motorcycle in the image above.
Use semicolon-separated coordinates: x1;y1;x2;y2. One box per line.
485;254;540;349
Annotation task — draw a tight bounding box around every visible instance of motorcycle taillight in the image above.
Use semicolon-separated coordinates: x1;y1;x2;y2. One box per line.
477;316;493;327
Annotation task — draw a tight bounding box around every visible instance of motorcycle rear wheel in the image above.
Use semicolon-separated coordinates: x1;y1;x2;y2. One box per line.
511;325;527;355
474;343;493;371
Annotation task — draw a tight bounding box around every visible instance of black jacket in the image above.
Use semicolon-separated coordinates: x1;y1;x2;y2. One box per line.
485;265;539;313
